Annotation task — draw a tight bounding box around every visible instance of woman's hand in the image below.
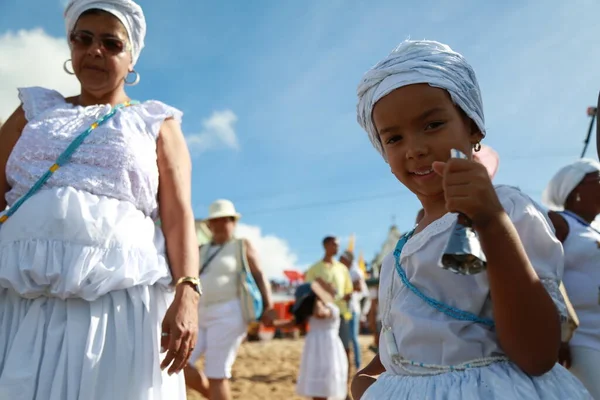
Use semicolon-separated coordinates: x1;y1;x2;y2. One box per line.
156;117;200;375
160;284;199;375
432;157;504;229
260;307;277;327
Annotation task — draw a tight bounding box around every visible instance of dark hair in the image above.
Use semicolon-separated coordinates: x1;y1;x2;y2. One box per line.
79;8;114;18
291;294;316;325
322;236;336;246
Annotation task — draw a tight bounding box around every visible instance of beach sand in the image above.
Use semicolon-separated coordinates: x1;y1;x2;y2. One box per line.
186;335;375;400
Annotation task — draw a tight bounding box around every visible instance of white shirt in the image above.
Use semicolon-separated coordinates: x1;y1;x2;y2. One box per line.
378;186;566;374
349;266;367;315
561;212;600;351
199;241;241;306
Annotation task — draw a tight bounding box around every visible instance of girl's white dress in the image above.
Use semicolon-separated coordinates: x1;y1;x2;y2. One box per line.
0;87;186;399
297;303;348;399
363;185;592;399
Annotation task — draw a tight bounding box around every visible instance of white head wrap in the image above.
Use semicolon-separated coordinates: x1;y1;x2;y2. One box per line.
356;40;485;160
64;0;146;65
542;159;600;210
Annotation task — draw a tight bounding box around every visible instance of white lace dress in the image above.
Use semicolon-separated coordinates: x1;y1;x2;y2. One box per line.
363;186;592;399
0;87;186;399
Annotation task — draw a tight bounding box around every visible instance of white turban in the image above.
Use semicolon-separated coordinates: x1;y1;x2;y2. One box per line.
64;0;146;65
542;159;600;210
356;40;485;160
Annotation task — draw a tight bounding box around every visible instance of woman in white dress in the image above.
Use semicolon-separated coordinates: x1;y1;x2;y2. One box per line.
0;1;199;399
544;159;600;398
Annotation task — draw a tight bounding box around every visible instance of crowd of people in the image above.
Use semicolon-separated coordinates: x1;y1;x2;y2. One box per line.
0;0;599;399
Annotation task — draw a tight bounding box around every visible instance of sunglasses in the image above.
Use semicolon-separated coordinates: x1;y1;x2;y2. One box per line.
69;31;128;55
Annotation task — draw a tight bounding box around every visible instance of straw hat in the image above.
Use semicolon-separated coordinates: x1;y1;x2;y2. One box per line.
204;199;241;221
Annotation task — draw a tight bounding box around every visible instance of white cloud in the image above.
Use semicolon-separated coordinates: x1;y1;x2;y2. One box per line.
186;110;239;153
0;29;79;121
235;223;300;280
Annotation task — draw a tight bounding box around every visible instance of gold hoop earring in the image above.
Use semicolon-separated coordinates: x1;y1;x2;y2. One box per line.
473;142;482;152
63;59;75;75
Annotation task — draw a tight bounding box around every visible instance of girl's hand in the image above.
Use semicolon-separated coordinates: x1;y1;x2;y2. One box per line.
432;158;504;228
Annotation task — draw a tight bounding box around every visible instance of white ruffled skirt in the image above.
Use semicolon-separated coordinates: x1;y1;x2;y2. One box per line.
296;327;348;399
363;362;592;399
0;187;185;400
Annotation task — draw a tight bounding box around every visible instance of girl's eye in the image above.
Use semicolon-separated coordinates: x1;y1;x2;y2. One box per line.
385;135;402;145
425;121;445;130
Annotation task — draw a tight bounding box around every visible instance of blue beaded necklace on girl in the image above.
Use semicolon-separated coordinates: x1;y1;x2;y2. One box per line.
381;229;506;375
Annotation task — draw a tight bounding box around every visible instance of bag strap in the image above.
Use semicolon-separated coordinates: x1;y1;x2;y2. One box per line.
199;243;228;275
0;100;139;224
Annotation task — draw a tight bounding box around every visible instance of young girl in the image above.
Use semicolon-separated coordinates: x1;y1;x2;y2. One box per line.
351;40;592;399
277;278;348;400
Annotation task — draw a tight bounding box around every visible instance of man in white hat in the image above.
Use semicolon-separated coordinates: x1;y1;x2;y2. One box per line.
185;199;276;400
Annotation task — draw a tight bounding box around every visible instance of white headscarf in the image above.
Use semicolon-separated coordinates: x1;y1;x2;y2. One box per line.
542;159;600;210
356;40;485;161
64;0;146;65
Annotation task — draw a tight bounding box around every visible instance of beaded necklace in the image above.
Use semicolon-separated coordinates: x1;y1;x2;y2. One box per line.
382;230;508;375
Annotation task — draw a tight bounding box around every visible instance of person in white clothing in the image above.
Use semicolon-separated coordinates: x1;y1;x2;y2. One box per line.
0;1;200;399
351;39;591;399
276;278;349;400
544;159;600;398
184;199;276;400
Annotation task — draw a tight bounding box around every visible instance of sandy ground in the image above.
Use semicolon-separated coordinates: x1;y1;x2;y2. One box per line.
186;335;375;400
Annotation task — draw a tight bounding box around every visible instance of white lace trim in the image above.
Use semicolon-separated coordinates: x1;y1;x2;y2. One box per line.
7;87;183;218
18;87;65;122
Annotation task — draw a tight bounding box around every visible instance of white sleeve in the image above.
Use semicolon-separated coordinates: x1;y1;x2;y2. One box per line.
496;186;568;324
18;87;64;121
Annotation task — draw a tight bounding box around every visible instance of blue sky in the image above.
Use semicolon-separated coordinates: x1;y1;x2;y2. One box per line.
1;0;600;278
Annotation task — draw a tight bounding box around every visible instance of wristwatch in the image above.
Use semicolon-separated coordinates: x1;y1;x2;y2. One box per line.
174;276;203;296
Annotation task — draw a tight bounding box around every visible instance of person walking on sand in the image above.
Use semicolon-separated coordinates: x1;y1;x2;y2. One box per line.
184;199;276;400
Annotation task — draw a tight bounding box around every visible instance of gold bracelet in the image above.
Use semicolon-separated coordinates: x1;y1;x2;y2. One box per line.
174;276;203;296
